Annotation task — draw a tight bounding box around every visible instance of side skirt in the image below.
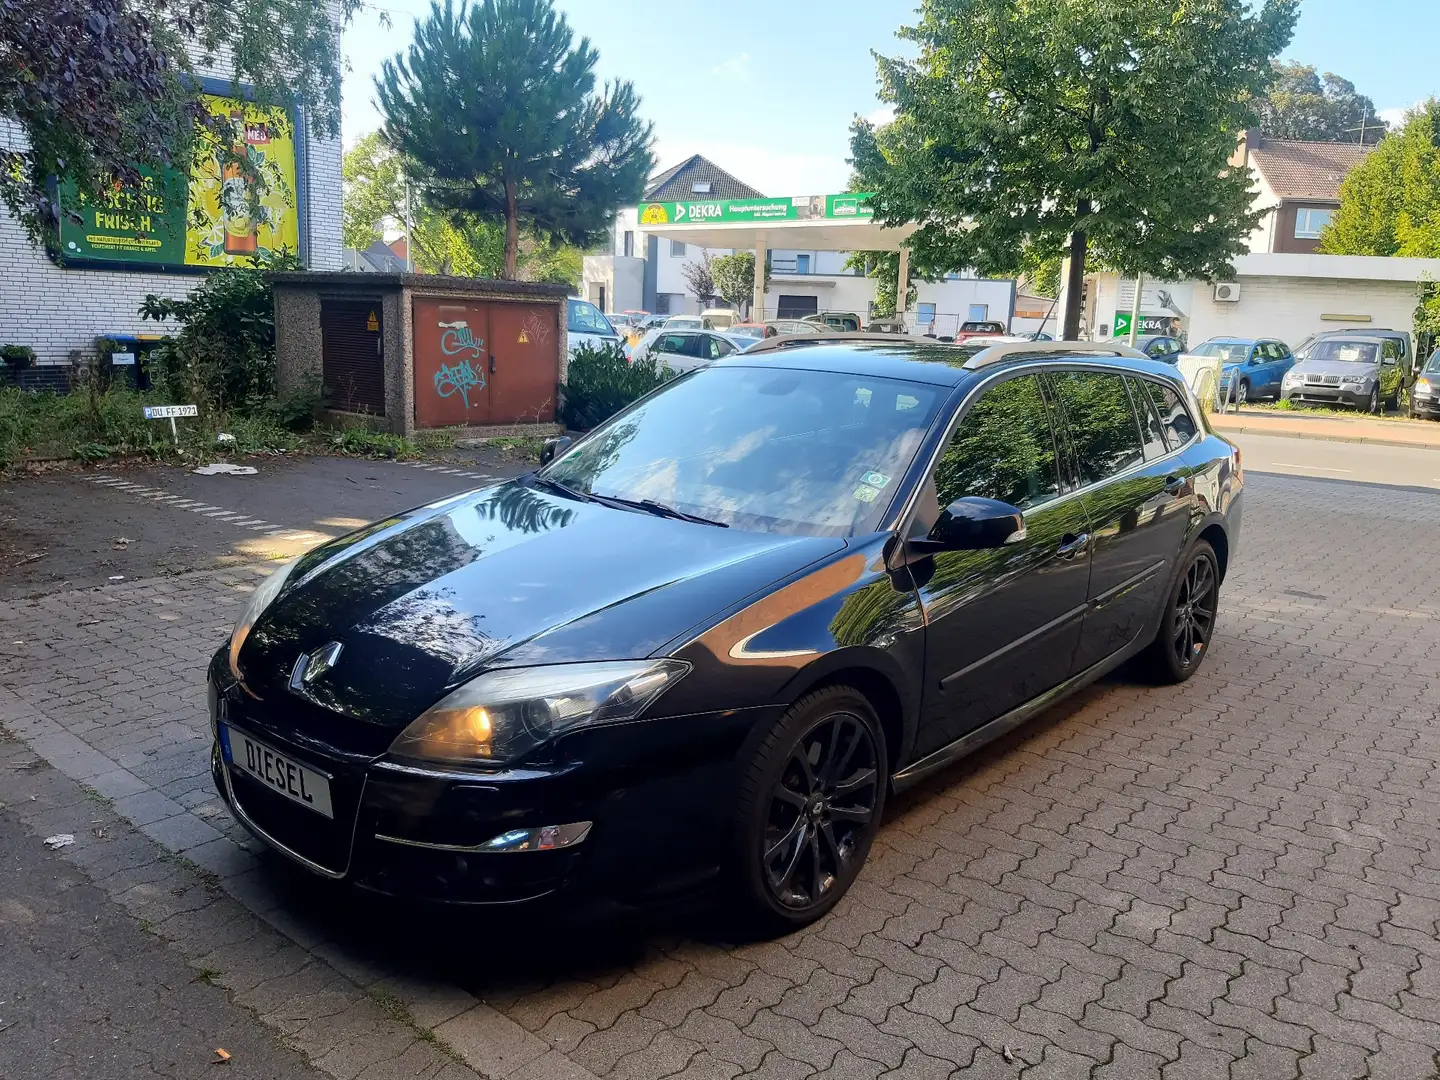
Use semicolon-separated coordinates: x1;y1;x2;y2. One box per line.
890;643;1139;794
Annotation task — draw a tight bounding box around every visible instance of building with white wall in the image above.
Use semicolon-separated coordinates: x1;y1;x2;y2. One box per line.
583;155;1020;332
0;37;343;369
1234;130;1372;256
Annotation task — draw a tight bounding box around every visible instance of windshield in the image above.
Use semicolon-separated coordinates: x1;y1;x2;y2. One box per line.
1309;340;1379;364
1426;353;1440;373
542;366;944;536
1191;341;1248;362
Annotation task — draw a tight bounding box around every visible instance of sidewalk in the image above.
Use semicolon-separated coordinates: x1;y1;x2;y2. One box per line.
1208;406;1440;450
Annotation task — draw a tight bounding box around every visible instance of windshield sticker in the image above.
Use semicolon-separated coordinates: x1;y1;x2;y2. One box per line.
853;484;881;503
860;470;891;489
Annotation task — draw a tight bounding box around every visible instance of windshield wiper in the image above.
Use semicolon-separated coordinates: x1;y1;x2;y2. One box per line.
591;494;730;528
530;475;596;503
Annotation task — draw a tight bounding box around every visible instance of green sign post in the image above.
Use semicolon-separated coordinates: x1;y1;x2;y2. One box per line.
637;193;874;228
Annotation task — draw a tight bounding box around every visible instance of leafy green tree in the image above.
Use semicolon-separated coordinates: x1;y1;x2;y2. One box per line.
2;0;356;246
853;0;1297;339
841;251;923;317
1320;101;1440;258
376;0;654;279
711;252;770;314
1257;62;1386;143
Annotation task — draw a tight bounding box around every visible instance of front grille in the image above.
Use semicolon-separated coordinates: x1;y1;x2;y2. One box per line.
226;742;366;874
1304;374;1342;386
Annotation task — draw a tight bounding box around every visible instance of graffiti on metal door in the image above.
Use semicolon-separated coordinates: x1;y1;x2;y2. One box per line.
436;320;485;408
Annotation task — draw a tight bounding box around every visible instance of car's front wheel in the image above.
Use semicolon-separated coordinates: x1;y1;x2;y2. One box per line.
1141;541;1220;684
731;686;887;934
1367;386;1381;414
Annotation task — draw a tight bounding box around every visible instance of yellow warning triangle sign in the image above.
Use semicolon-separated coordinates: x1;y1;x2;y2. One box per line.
366;311;379;331
518;329;530;343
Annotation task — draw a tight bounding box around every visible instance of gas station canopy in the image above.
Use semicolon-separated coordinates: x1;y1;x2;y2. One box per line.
634;193;917;251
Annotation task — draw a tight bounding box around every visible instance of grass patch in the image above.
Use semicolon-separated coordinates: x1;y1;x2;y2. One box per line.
1247;400;1415;422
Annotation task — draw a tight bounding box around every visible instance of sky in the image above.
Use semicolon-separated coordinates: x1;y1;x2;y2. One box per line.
340;0;1440;197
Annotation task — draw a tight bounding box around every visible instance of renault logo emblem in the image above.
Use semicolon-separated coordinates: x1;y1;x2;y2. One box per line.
290;642;343;691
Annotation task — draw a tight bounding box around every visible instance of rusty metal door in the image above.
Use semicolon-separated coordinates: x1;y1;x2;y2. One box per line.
413;298;491;427
321;300;385;415
487;303;559;423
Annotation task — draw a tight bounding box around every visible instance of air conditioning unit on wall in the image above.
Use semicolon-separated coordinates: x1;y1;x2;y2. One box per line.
1213;283;1242;303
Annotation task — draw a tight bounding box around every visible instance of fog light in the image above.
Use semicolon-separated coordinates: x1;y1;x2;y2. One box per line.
479;822;593;853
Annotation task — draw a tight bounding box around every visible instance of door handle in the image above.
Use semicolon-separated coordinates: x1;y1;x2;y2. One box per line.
1057;533;1090;559
1164;474;1187;496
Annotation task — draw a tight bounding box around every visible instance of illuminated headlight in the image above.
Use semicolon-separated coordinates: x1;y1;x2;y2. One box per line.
1418;378;1433;393
228;558;299;683
388;660;691;767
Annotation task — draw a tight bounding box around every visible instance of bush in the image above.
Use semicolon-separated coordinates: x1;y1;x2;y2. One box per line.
559;342;674;430
0;386;175;464
2;345;36;371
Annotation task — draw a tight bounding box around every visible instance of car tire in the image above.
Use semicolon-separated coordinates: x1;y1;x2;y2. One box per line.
1140;541;1221;685
1367;386;1380;414
729;685;887;935
1235;379;1249;406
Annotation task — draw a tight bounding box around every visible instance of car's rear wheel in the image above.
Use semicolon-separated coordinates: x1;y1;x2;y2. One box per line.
1141;541;1220;685
730;686;886;934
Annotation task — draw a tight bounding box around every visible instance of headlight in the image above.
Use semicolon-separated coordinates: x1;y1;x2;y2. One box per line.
1339;375;1369;387
1418;378;1432;392
388;659;691;767
228;559;299;682
1283;371;1301;384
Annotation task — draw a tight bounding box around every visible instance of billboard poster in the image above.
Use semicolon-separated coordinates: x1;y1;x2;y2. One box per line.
1112;280;1193;341
636;193;874;227
58;93;300;270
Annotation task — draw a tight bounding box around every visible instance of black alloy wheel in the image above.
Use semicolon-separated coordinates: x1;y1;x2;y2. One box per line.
732;686;887;932
1142;540;1220;685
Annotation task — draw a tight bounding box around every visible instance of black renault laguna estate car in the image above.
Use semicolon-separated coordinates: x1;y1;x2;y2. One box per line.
210;340;1241;931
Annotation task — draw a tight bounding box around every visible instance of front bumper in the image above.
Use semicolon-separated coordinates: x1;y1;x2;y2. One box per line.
208;651;775;907
1412;390;1440;417
1282;385;1371;407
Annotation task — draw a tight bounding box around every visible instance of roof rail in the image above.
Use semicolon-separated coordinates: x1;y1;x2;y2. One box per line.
742;331;938;353
961;340;1149;370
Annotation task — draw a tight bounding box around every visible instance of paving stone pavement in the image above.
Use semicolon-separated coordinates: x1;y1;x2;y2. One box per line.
4;471;1440;1080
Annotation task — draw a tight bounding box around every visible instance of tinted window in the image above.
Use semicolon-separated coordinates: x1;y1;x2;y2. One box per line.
568;300;613;336
1050;371;1145;485
544;368;943;537
657;334;692;356
1128;378;1169;458
935;375;1060;511
1146;381;1198;448
706;336;736;360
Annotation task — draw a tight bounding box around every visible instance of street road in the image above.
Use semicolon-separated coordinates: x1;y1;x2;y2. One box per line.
5;435;1440;1080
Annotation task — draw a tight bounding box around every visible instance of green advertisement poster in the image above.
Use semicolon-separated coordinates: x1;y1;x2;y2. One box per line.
1114;312;1183;338
58;168;189;265
636;193;874;227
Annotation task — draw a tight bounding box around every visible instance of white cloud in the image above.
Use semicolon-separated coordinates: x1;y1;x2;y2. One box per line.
709;53;751;82
652;137;852;197
1377;104;1419;129
863;105;896;127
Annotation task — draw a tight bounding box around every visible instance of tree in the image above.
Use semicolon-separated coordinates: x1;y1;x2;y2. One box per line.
842;251;923;316
343;132;582;281
376;0;654;279
682;252;718;305
1320;101;1440;258
854;0;1297;339
1257;62;1387;143
1;0;356;246
711;252;769;315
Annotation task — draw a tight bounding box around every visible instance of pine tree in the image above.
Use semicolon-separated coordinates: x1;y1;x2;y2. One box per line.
376;0;654;279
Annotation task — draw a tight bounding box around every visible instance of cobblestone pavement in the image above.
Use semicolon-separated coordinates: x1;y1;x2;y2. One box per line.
4;470;1440;1080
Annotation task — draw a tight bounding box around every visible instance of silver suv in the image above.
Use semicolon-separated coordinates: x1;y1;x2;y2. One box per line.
1281;335;1405;413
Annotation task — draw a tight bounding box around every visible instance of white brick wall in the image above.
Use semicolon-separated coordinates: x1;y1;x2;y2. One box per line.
0;30;342;366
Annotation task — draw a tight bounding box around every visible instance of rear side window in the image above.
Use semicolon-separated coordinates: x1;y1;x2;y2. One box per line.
1049;371;1145;485
568;300;613;336
1145;381;1198;448
1127;378;1168;459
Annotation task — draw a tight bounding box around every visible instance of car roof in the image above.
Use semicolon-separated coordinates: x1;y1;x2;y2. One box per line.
718;339;1180;387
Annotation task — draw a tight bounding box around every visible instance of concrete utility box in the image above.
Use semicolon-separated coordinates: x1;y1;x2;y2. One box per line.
272;272;569;436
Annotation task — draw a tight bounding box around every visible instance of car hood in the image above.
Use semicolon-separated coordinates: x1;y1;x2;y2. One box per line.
240;482;845;726
1290;359;1378;378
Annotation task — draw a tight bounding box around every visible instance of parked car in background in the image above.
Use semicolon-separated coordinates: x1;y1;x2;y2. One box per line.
954;320;1009;341
210;337;1240;929
1190;337;1294;404
1298;327;1415;378
768;319;832;336
568;298;623;358
632;328;747;372
727;323;772;342
1281;335;1404;413
803;311;864;332
701;309;740;330
1411;351;1440;420
662;315;704;331
1135;335;1185;363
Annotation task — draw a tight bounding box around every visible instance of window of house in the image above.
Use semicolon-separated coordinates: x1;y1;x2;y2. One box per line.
691;181;712;194
917;303;936;324
655;294;673;315
796;254;811;274
671;240;687;257
1295;208;1333;239
623;231;634;257
967;304;989;322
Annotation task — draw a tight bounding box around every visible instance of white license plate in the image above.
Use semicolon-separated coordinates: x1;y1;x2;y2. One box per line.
221;724;334;819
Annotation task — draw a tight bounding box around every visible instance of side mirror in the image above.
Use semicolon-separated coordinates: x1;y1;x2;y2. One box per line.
1382;356;1397;367
539;436;573;466
915;497;1026;553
